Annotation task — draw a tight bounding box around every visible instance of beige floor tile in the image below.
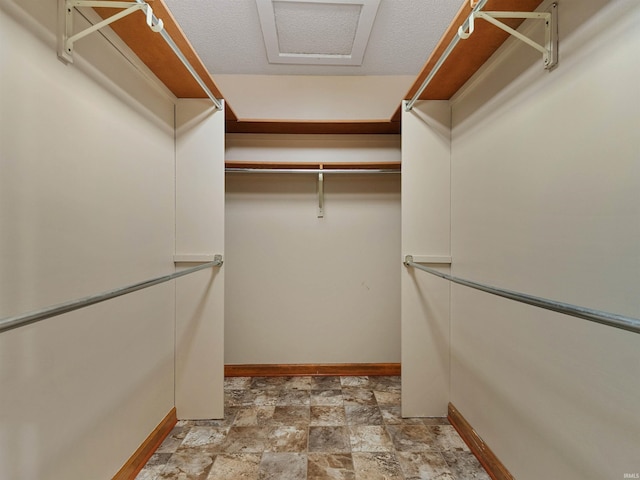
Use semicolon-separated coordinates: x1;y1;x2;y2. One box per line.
157;447;215;480
207;453;261;480
441;450;491;479
181;426;229;450
373;390;401;406
386;425;436;452
258;452;307;480
348;425;393;452
233;406;276;426
309;426;351;453
220;426;269;453
351;452;403;480
270;405;310;426
307;453;355;480
310;406;348;426
311;390;344;406
138;376;490;480
266;425;309;452
345;405;384;426
396;450;455;479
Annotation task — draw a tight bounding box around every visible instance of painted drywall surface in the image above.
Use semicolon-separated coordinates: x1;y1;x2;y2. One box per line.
175;100;225;419
224;135;401;364
449;1;640;478
214;75;414;120
0;2;175;479
401;101;451;417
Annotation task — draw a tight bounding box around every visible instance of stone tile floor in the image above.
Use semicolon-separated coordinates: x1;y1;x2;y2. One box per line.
136;376;490;479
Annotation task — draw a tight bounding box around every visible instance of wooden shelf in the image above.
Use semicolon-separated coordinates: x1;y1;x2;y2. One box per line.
394;0;544;120
225;161;401;171
94;0;237;121
92;0;544;133
225;120;401;135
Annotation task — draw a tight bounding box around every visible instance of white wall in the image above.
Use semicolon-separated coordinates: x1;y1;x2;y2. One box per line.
0;1;224;478
214;75;413;121
447;1;640;478
225;134;401;364
175;100;225;419
401;102;451;416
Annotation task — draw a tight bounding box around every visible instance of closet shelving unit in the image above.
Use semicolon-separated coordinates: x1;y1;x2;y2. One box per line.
225;161;401;174
225;161;401;218
58;0;235;117
57;0;555;134
395;0;550;119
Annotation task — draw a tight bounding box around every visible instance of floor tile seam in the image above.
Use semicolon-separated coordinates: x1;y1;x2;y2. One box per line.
431;448;459;477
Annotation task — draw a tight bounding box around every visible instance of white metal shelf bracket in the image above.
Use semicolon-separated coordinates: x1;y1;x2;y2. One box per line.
405;1;558;111
317;165;325;218
458;2;558;70
58;1;163;64
57;0;223;110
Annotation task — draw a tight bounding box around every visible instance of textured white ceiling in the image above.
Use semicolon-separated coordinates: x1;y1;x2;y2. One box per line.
163;0;462;76
274;2;361;55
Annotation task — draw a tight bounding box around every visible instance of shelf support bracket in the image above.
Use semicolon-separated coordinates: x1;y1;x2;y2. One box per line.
317;165;325;218
58;0;163;64
458;2;558;70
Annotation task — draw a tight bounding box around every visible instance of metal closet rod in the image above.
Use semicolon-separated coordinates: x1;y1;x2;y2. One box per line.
0;255;223;335
133;0;223;111
405;0;488;111
404;255;640;335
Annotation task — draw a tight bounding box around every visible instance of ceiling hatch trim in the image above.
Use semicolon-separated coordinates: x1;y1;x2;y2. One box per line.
256;0;381;66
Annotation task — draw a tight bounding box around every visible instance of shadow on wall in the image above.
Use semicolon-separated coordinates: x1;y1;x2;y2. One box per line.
2;0;174;133
451;0;618;125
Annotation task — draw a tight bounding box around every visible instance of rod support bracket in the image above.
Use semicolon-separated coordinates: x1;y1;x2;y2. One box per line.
405;1;558;111
58;0;162;64
404;255;414;266
317;165;324;218
459;3;558;70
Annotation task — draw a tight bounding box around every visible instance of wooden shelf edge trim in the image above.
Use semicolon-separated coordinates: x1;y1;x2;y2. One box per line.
225;161;401;170
112;407;177;480
225;363;401;377
448;403;515;480
226;120;401;135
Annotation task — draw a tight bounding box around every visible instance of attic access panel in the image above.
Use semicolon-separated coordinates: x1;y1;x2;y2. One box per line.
256;0;381;66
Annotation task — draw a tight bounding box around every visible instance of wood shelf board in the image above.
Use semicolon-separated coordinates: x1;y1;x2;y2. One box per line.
91;0;544;133
225;363;401;377
226;161;401;170
226;120;401;135
394;0;544;119
93;0;238;121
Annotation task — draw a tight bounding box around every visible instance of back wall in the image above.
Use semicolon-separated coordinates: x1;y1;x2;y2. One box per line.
224;134;401;365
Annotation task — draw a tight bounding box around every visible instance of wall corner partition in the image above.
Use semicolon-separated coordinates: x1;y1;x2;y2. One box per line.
401;100;451;417
175;99;226;420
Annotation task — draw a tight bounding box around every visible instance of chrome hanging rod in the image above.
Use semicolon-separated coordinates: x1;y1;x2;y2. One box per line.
225;168;400;175
59;0;223;110
404;255;640;335
0;255;223;335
